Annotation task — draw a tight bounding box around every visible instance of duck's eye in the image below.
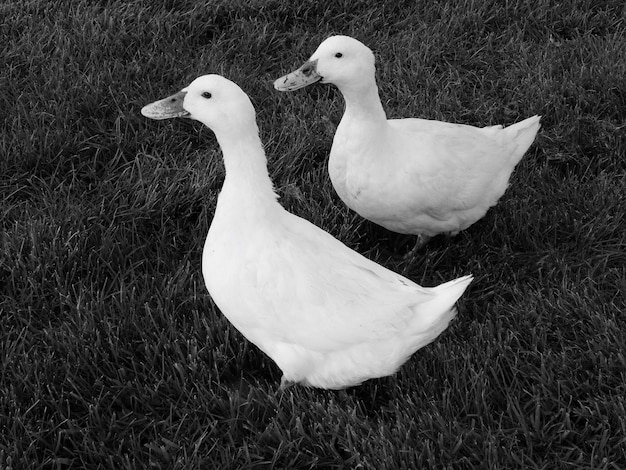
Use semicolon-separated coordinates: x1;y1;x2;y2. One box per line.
335;52;343;58
201;92;212;99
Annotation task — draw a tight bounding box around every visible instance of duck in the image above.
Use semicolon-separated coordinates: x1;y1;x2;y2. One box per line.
274;35;541;246
141;74;473;390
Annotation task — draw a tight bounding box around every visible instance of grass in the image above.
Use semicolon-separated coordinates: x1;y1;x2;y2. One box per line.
1;0;625;468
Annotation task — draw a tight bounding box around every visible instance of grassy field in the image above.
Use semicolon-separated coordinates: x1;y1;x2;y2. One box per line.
1;0;625;468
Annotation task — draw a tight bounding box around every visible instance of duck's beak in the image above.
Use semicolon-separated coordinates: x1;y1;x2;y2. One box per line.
273;59;322;92
141;91;190;120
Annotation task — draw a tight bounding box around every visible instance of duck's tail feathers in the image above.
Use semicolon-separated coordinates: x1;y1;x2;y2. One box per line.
430;274;474;309
506;115;541;164
402;274;473;358
410;274;473;331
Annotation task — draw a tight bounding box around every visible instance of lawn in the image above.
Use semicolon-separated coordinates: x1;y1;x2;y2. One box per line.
1;0;625;468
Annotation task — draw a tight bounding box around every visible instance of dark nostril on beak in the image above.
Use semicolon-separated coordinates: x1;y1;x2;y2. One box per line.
300;60;317;77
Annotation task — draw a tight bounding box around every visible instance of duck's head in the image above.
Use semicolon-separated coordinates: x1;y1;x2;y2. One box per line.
141;74;256;134
273;35;375;92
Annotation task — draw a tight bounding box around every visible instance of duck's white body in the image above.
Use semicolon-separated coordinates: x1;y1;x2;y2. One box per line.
275;35;541;238
329;113;541;236
142;75;472;389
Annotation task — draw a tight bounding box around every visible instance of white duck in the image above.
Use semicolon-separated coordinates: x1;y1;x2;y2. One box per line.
141;74;473;390
274;35;541;245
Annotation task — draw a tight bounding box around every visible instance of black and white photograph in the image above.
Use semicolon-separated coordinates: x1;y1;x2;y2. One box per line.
1;0;624;468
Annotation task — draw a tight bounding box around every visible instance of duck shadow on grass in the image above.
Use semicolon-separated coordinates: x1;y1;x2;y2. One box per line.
220;359;411;423
349;219;467;275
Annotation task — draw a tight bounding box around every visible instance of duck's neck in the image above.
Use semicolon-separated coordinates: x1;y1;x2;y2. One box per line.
338;77;387;124
215;124;278;206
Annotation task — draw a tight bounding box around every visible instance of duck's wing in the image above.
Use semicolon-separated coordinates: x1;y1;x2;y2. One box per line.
233;211;466;353
389;118;516;168
389;116;538;171
385;118;526;209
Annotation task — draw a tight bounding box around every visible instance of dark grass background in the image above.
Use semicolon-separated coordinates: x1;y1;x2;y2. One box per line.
1;0;625;468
